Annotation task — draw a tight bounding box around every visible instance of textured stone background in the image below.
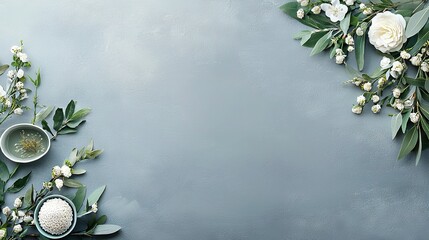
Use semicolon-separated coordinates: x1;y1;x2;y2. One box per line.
0;0;427;239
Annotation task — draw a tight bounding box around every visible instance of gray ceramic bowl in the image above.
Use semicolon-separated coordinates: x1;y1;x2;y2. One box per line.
0;123;50;163
34;195;77;239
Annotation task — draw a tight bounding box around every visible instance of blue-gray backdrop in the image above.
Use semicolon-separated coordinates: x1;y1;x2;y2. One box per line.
0;0;427;239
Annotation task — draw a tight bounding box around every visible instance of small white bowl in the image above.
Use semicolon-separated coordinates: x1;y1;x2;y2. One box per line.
0;123;51;163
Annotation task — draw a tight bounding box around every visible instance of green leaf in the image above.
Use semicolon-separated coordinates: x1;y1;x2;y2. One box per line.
57;127;77;135
34;106;54;123
391;113;403;139
0;161;9;182
416;129;423;165
24;185;34;207
91;224;121;235
293;30;311;40
70;108;91;121
66;119;86;129
402;110;411;133
63;179;84;188
9;165;19;178
68;148;78;166
340;13;351;34
310;31;332;56
72;186;86;211
72;169;86;175
419;102;429;119
41;120;54;136
53;108;64;131
88;185;106;207
410;30;429;55
97;215;108;225
398;126;419;160
406;6;429;38
0;65;9;76
405;77;425;87
6;172;31;193
421;116;429;139
425;79;429;93
355;34;366;71
65;100;76;120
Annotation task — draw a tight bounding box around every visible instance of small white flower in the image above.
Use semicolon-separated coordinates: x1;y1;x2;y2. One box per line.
404;99;414;107
421;62;429;72
352;105;363;114
7;70;16;79
396;102;404;111
13;224;22;234
20;88;26;94
345;0;355;6
60;165;72;178
410;113;420;123
2;207;11;216
14;108;23;115
335;54;346;64
11;211;17;221
371;95;380;103
356;27;364;36
18;53;28;63
0;229;6;238
0;86;6;98
357;95;366;106
321;0;348;22
347;46;354;52
17;211;25;217
363;8;373;15
371;104;381;113
359;3;366;9
311;5;321;14
43;181;53;189
15;81;24;90
297;8;305;19
16;69;24;78
5;99;11;108
392;88;401;98
14;198;22;208
390;61;404;78
335;48;344;55
345;35;354;45
377;77;386;88
380;57;391;69
52;166;61;177
55;179;64;191
10;45;21;54
363;82;372;91
23;215;33;223
301;0;309;6
91;203;98;213
400;50;411;60
422;48;427;54
411;54;423;66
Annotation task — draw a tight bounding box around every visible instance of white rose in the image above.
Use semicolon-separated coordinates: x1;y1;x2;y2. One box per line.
10;45;21;54
371;95;380;103
18;53;28;63
17;211;25;217
2;207;11;216
411;54;423;66
368;11;406;53
335;54;346;64
357;95;366;105
23;215;33;223
371;104;381;113
356;27;364;36
61;165;72;178
0;229;5;238
301;0;309;6
380;56;391;69
345;35;354;45
311;6;321;14
14;198;22;208
13;224;22;233
352;105;363;114
297;8;305;19
345;0;355;6
55;179;64;190
14;108;23;115
400;50;411;60
52;166;61;177
410;113;420;123
392;88;401;98
421;62;429;72
15;82;24;90
7;70;16;79
16;69;24;78
390;61;404;78
363;82;372;91
321;0;348;22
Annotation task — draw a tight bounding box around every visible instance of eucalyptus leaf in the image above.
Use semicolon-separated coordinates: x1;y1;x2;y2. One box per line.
57;127;77;135
391;113;402;139
6;172;31;193
70;108;91;121
421;116;429;139
340;13;351;34
34;106;54;123
72;169;86;175
416;129;422;165
0;161;9;182
65;100;76;120
91;224;121;235
355;34;365;71
419;102;429;119
72;186;86;211
402;110;411;133
398;126;419;160
41;120;53;136
406;6;429;38
53;108;64;131
0;65;9;76
410;29;429;55
24;185;34;207
310;31;332;56
88;185;106;207
293;30;311;40
9;165;19;178
97;215;108;225
63;179;84;188
67;119;86;129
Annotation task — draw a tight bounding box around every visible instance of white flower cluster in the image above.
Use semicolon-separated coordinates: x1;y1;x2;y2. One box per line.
2;197;34;231
38;198;74;235
359;3;373;15
335;49;346;65
51;165;72;190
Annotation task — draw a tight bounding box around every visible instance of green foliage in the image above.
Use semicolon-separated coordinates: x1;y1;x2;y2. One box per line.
406;7;429;38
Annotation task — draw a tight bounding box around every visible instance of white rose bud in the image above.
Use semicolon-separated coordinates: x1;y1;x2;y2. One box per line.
357;95;366;106
5;99;11;108
396;103;404;111
392;88;401;98
410;113;420;123
335;54;346;64
421;62;429;72
10;45;21;54
380;56;391;69
18;53;28;63
0;229;6;238
345;0;355;6
55;179;64;191
363;82;372;91
16;69;24;78
52;166;61;177
7;70;16;79
14;198;22;208
301;0;309;6
297;8;305;19
345;35;354;45
23;215;33;223
17;211;25;217
311;5;321;14
371;95;380;103
363;8;373;15
411;54;423;66
14;108;23;115
391;61;404;73
91;203;98;213
13;224;22;234
400;50;411;60
371;104;381;113
347;46;354;52
356;27;364;36
359;3;366;9
2;207;11;216
352;105;363;114
60;165;72;178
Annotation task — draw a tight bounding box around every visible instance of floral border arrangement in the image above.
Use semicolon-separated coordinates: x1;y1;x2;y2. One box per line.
0;42;121;239
281;0;429;163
